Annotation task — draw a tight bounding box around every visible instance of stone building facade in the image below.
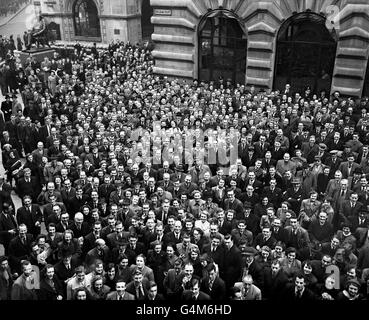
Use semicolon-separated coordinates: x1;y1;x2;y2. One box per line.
36;0;369;97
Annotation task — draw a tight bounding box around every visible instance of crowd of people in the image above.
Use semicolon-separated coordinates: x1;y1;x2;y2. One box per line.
0;0;29;18
0;35;369;302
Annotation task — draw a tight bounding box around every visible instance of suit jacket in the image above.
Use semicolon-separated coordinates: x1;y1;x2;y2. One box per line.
339;162;361;179
125;278;150;300
233;282;262;300
223;245;242;288
223;198;244;220
38;275;64;300
284;226;310;250
262;268;289;300
16;205;43;236
339;200;363;220
0;212;17;245
281;283;316;301
69;222;91;239
200;275;226;300
17;177;39;200
182;290;211;301
106;291;135;300
202;243;225;271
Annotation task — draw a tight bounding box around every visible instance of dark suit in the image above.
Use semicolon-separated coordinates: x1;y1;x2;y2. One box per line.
0;212;18;253
106;291;135;300
224;198;244;220
182;290;211;300
8;234;34;273
202;243;225;272
262;268;289;300
17;177;39;201
38;275;64;300
16;205;42;238
223;245;242;289
200;275;227;300
281;283;316;301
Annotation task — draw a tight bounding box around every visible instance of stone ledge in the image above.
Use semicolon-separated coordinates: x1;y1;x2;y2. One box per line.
153;66;193;78
152;50;194;62
248;41;273;51
247;58;272;69
151;33;194;45
339;26;369;40
334;66;365;78
151;16;196;29
336;47;368;58
246;76;270;87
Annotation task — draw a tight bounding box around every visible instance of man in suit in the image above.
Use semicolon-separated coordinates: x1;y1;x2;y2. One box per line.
350;210;369;232
106;279;135;300
262;178;283;209
17;168;39;202
200;262;226;300
233;274;262;300
254;135;270;158
7;224;34;274
223;234;242;292
146;281;165;300
262;259;289;300
178;175;198;197
0;202;18;254
83;221;102;256
125;270;150;300
284;217;311;258
281;273;316;300
60;179;76;218
324;150;343;179
85;238;111;268
339;192;363;225
224;189;244;220
16;195;42;239
163;220;183;247
339;153;360;179
69;212;91;239
163;258;184;300
182;278;210;301
202;233;225;272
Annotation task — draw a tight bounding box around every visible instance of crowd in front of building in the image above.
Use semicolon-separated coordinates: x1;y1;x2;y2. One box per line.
0;34;369;301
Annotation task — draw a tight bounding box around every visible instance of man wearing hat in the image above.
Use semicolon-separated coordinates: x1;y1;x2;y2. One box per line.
324;150;342;179
283;177;304;214
337;278;364;300
239;245;263;289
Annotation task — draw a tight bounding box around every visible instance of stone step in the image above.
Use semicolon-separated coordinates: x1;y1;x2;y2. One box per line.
330;85;362;97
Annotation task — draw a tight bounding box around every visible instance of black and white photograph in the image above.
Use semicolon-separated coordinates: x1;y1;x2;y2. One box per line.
0;0;368;316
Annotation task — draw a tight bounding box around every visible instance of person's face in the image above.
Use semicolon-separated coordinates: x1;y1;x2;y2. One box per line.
134;274;143;284
76;291;87;300
95;264;104;274
192;283;200;296
116;281;126;294
184;265;194;278
149;285;158;297
287;252;296;261
136;257;144;268
295;277;305;291
23;264;33;277
348;284;359;297
19;226;27;237
322;257;332;267
290;219;298;229
77;272;85;282
224;238;233;250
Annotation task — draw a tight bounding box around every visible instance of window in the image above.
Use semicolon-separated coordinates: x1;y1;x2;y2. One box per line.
198;10;247;85
274;12;337;94
73;0;101;38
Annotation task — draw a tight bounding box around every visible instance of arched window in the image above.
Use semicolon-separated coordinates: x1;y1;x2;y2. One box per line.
198;10;247;85
141;0;154;40
73;0;101;38
274;12;337;94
